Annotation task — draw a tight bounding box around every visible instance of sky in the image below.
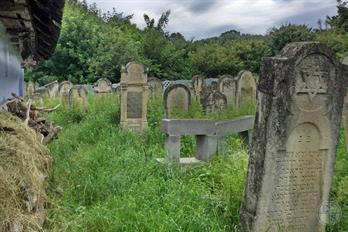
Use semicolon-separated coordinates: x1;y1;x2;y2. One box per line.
85;0;338;39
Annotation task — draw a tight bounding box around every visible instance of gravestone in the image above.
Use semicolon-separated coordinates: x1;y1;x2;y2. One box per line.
93;78;112;95
120;62;149;131
203;81;227;113
218;74;237;107
164;84;191;118
148;77;163;97
68;85;88;110
343;57;348;152
26;81;35;97
192;75;205;104
44;81;59;98
236;70;257;109
58;81;73;103
239;42;348;231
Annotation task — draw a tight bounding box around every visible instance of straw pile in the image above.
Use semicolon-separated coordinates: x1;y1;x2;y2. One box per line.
0;110;52;232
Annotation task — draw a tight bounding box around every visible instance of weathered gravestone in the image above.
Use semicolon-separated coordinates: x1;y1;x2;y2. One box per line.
164;84;191;118
203;81;227;113
44;80;59;98
343;57;348;152
236;70;257;109
239;42;348;232
58;81;73;103
192;75;205;104
218;74;237;107
148;77;163;97
93;78;112;95
26;81;35;97
68;85;88;110
120;62;149;131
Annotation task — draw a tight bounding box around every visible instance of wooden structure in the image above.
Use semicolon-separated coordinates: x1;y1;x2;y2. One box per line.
0;0;65;61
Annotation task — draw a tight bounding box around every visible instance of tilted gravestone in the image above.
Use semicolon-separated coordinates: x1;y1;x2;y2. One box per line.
58;81;73;104
236;70;257;109
203;81;227;113
68;85;88;110
148;77;163;97
343;57;348;152
239;42;348;231
192;75;205;104
93;78;112;95
120;62;149;131
164;84;191;118
44;80;59;98
218;74;237;107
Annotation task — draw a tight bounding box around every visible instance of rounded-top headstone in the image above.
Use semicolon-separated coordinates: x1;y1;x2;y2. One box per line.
121;62;148;84
236;70;256;108
343;56;348;65
164;84;191;117
148;77;163;97
59;81;73;97
218;74;237;107
94;78;112;93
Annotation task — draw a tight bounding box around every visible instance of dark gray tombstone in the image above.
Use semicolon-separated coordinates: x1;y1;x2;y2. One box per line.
239;42;348;232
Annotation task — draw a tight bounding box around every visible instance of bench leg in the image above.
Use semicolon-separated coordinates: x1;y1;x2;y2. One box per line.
196;135;217;162
164;135;180;162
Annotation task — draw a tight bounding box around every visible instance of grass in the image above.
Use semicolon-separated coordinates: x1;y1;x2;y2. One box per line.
44;94;250;231
43;94;348;231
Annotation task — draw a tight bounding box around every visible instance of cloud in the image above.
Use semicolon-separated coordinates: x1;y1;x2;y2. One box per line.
85;0;337;39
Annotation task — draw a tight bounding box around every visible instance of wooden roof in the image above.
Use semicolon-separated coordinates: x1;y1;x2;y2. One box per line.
0;0;65;61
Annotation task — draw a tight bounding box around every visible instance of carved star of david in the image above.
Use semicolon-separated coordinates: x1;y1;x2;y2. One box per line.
297;69;328;102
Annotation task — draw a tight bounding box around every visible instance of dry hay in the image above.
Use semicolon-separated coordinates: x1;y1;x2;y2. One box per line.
0;110;52;232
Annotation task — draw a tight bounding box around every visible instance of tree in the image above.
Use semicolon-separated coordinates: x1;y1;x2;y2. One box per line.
267;23;316;54
143;10;171;32
326;0;348;32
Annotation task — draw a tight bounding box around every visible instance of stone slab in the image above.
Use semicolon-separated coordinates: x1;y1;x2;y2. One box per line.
215;116;255;136
161;119;216;136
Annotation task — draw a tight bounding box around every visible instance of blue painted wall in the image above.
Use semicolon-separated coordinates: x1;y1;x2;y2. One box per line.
0;22;24;106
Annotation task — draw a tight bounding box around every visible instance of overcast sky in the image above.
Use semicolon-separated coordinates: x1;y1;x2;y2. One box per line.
85;0;337;39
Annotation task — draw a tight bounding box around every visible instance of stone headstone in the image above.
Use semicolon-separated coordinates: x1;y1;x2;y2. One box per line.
44;80;59;98
239;42;348;231
164;84;191;118
120;62;149;131
68;85;88;110
236;70;257;109
343;57;348;152
93;78;112;95
148;77;163;97
218;74;237;107
58;81;73;103
26;81;35;97
203;81;227;113
192;75;205;104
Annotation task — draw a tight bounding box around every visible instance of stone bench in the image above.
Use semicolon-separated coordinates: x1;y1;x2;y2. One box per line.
159;116;255;165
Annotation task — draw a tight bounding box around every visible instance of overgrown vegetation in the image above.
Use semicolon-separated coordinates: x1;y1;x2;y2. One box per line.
43;95;348;231
45;95;251;231
26;0;348;85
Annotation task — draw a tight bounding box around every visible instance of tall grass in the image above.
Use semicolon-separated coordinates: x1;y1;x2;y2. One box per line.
45;94;249;231
44;94;347;231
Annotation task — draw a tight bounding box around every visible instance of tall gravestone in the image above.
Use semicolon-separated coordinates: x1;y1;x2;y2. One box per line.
120;62;149;131
239;42;348;231
148;77;163;97
93;78;112;95
343;57;348;152
44;80;59;98
218;74;237;107
58;81;73;104
236;70;257;109
68;85;88;110
164;84;191;118
192;75;205;104
203;81;227;113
